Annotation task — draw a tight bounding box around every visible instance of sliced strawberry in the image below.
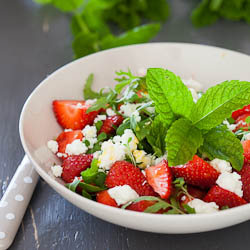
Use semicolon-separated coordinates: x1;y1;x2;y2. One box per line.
145;160;172;199
204;185;247;208
238;163;250;202
56;130;83;157
53;100;99;130
171;155;219;189
99;115;124;135
96;190;118;207
232;104;250;120
234;113;250;131
242;140;250;163
62;154;93;183
105;161;157;196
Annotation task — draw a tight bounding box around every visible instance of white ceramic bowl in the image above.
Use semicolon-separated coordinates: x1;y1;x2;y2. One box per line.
19;43;250;234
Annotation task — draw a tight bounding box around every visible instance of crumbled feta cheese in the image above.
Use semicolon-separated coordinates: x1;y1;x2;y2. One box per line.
76;102;84;108
98;140;126;170
57;152;67;158
84;137;98;149
121;129;139;152
106;108;116;117
82;125;97;139
64;128;73;132
113;135;122;144
47;140;58;154
189;88;199;103
93;151;101;159
94;115;107;123
154;154;167;165
51;165;63;177
183;78;203;92
216;172;243;197
188;199;219;214
85;99;96;105
223;120;237;132
133;150;152;168
210;158;232;173
137;67;147;77
108;185;139;205
120;103;138;117
65;139;88;155
132;110;141;122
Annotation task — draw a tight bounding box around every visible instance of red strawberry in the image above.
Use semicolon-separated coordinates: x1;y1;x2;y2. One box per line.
145;160;172;199
232;104;250;120
171;155;219;189
96;190;118;207
56;130;83;157
105;161;157;196
238;163;250;202
126;200;157;212
204;185;247;208
53;100;99;130
242;140;250;163
62;154;93;183
234;113;250;131
99;115;124;134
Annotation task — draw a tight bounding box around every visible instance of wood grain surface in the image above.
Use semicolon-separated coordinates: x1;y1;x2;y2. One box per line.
1;0;250;249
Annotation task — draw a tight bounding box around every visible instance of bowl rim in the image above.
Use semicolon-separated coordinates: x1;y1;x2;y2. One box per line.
19;42;250;224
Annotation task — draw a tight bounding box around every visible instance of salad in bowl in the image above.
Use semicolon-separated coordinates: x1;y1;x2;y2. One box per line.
47;67;250;215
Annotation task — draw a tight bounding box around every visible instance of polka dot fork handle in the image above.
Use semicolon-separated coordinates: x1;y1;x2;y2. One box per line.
0;155;39;250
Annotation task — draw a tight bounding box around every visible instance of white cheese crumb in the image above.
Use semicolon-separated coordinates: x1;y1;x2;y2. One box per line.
82;125;97;139
65;139;88;156
84;137;98;149
93;151;101;159
154;154;167;165
57;152;67;158
85;99;97;105
223;120;237;132
121;129;139;152
94;115;107;123
51;165;63;177
106;108;116;117
188;199;219;214
210;158;232;173
183;78;203;92
120;103;138;117
108;185;139;205
47;140;58;154
98;140;126;170
133;150;152;168
216;172;243;197
132;110;141;122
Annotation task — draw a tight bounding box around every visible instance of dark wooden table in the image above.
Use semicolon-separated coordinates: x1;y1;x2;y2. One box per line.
1;0;250;249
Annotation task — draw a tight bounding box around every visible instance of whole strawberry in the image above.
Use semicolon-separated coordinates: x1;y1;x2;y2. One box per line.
62;154;93;183
239;163;250;202
204;185;247;208
96;190;118;208
145;160;172;199
105;161;157;196
99;115;124;135
171;155;219;189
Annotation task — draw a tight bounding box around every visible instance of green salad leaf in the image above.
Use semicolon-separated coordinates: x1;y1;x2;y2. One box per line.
83;73;101;99
199;125;244;171
166;118;204;166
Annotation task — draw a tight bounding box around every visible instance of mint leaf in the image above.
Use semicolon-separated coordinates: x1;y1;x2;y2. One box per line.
183;204;196;214
83;74;100;99
147;115;168;156
146;68;175;127
200;125;244;171
191;80;250;131
65;178;81;192
101;23;161;50
166;118;204;166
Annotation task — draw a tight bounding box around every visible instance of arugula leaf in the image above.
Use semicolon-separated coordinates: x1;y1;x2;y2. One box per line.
116;119;130;136
191;80;250;131
146;68;175;128
121;196;161;209
183;204;196;214
147;115;168;156
83;74;100;99
86;97;107;113
166;118;204;166
78;182;106;192
199;125;244;171
82;190;92;200
65;178;81;192
144;201;171;213
101;23;161;50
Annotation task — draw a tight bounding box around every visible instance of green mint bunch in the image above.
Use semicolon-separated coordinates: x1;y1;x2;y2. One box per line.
33;0;169;58
146;68;250;171
192;0;250;27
